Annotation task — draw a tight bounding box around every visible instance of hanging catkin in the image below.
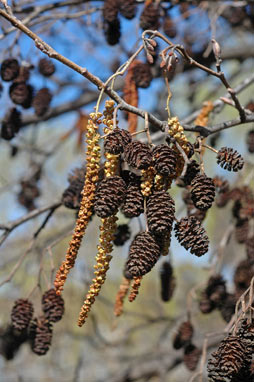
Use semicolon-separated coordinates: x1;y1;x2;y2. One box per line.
54;112;102;295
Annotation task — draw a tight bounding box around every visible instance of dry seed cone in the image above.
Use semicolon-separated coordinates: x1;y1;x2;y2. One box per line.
183;344;201;371
104;128;132;155
152;144;177;177
146;190;175;236
125;232;160;278
124;141;152;170
29;316;53;356
190;174;215;211
140;2;160;30
1;58;19;81
174;216;209;257
207;335;248;381
217;147;244;172
121;173;144;218
11;299;34;331
173;320;194;350
32;88;52;117
42;289;64;323
132;61;153;88
94;176;126;218
118;0;137;19
54;112;102;295
38;58;55;77
160;261;176;302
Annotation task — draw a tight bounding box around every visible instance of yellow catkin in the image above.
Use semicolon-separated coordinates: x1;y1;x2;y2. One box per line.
54;112;102;296
78;100;120;326
167;116;191;181
114;277;131;317
128;277;142;302
78;215;118;326
154;174;165;191
141;166;155;197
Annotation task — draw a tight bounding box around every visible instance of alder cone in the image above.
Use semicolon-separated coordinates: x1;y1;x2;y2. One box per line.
1;58;19;81
190;174;215;211
33;88;52;117
246;129;254;153
1;107;22;141
246;236;254;260
125;232;160;277
180;160;200;186
234;219;249;244
103;0;119;23
113;224;131;246
140;3;160;30
104;128;132;155
132;62;153;88
146;190;175;235
234;259;254;298
207;336;248;381
183;344;201;371
103;19;121;45
9;82;34;108
38;58;55;77
121;174;144;218
29;316;53;356
182;188;207;223
173;320;193;350
153;144;177;176
199;293;215;314
160;261;175;302
118;0;136;20
62;166;86;209
237;319;254;353
124;141;152;170
217;146;244;172
175;216;209;257
205;274;227;305
94;176;126;218
11;299;34;331
14;65;31;83
163;15;177;38
0;325;28;360
218;293;236;323
42;289;64;323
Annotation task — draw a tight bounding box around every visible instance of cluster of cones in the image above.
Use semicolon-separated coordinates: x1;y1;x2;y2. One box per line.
0;57;55;141
0;289;64;359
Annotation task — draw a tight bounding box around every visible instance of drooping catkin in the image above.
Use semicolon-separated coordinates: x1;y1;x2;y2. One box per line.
78;215;118;326
114;277;131;316
54;112;102;295
78;103;120;326
128;276;142;302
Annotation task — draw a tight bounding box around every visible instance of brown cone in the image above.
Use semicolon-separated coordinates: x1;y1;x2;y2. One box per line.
94;176;126;218
124;141;152;170
207;335;248;381
104;128;132;155
62;166;86;209
146;190;175;236
1;108;22;141
38;58;55;77
11;299;34;331
33;88;52;117
1;58;19;82
29;316;52;356
173;320;194;350
42;289;64;323
246;130;254;154
118;0;137;19
174;216;209;257
217;147;244;172
190;174;215;211
121;173;144;218
183;343;201;371
160;261;176;302
132;62;153;88
140;2;160;30
153;144;177;176
103;0;119;23
125;232;160;277
9;82;34;108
